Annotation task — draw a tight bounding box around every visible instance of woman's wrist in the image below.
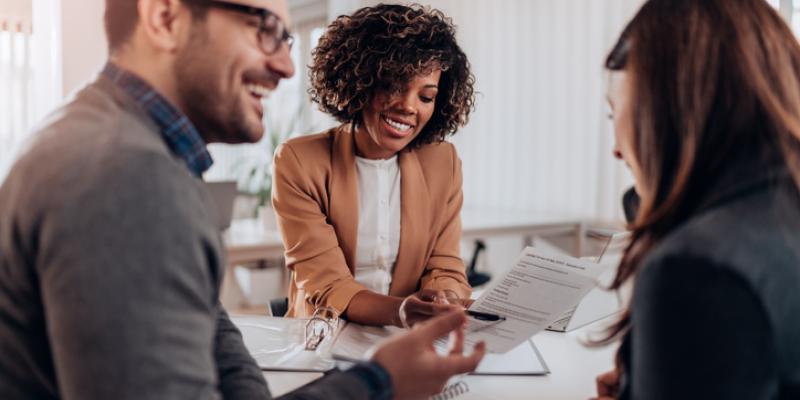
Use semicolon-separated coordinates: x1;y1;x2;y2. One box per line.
441;289;460;303
346;291;405;326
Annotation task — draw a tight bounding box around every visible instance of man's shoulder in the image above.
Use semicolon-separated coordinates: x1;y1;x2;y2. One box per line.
32;78;165;155
3;79;191;216
21;78;173;173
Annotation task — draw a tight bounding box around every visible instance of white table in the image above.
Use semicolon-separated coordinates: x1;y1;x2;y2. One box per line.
220;219;285;309
260;317;617;399
223;218;285;266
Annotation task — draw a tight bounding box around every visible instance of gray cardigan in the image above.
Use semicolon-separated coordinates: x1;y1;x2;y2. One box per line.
618;162;800;399
0;76;376;399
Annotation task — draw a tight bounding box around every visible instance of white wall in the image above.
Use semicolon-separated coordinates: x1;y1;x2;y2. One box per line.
0;0;32;19
60;0;106;96
42;0;646;222
342;0;643;221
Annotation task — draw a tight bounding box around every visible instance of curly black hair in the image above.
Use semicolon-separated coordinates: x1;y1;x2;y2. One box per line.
308;3;476;147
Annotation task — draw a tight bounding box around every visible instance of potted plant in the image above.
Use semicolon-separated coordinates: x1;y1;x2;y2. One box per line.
234;103;308;229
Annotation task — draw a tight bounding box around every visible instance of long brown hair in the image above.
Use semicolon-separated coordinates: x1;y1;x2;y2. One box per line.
603;0;800;355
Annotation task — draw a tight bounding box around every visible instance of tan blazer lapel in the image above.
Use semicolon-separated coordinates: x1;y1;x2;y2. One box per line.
390;149;433;296
329;126;359;273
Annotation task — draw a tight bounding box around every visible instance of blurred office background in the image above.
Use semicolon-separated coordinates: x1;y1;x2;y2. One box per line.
1;0;797;307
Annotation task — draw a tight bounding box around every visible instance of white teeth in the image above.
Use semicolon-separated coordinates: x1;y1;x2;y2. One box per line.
246;83;272;99
383;116;412;131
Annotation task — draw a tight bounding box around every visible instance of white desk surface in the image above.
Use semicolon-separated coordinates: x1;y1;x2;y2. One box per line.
260;317;617;399
223;219;284;266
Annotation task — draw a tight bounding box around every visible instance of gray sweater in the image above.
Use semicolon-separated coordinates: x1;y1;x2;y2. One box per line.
0;76;376;399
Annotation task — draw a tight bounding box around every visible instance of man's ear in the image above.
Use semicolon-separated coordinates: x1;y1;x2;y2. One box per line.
136;0;191;52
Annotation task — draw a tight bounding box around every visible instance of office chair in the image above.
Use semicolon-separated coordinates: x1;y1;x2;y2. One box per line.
269;297;289;317
622;186;640;224
466;240;492;287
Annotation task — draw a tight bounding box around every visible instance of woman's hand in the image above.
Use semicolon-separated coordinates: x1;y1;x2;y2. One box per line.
397;289;462;328
591;368;620;400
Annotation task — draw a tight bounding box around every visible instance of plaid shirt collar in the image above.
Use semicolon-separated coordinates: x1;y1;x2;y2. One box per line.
102;63;213;177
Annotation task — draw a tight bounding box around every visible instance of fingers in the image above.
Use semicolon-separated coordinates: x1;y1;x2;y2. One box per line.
441;341;486;375
415;289;441;302
595;369;619;397
447;324;465;355
410;310;466;341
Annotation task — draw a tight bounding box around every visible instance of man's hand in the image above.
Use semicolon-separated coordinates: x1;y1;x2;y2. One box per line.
371;310;486;400
397;289;462;328
591;368;620;400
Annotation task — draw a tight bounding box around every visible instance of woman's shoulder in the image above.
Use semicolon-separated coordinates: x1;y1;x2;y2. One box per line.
643;182;800;280
408;142;461;188
280;126;341;156
409;141;459;169
273;128;342;178
637;189;800;327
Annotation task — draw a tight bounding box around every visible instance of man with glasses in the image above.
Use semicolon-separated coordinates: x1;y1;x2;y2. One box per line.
0;0;484;399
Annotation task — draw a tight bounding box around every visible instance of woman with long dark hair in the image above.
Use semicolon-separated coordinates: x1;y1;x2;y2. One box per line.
596;0;800;398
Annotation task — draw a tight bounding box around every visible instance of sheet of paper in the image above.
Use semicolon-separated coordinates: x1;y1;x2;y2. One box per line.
329;324;401;362
547;232;629;331
472;339;548;375
464;246;602;353
330;323;548;375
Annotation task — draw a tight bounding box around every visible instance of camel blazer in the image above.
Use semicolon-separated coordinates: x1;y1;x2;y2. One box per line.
272;125;471;318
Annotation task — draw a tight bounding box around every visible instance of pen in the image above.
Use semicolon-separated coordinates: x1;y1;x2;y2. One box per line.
465;309;506;321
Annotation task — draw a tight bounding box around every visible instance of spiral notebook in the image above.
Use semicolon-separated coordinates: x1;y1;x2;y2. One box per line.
432;380;471;400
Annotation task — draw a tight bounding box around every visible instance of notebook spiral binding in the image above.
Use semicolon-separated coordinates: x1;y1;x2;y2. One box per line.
431;380;469;400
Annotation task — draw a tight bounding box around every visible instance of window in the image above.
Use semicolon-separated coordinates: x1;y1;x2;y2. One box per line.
0;0;61;183
768;0;800;34
0;1;33;182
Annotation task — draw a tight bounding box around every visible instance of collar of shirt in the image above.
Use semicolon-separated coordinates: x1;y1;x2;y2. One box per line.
101;62;213;177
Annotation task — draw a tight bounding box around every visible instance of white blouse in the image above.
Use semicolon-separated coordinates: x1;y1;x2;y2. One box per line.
354;155;402;295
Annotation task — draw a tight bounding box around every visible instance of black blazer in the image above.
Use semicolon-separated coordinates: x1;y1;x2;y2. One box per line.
618;163;800;399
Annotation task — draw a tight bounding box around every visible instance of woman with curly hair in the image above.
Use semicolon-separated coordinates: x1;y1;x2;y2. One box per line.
272;4;475;326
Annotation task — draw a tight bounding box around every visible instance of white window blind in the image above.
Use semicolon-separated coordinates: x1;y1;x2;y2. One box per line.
0;0;61;184
0;4;33;182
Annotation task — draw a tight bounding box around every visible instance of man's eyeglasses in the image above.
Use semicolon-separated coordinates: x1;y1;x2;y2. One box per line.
183;0;294;54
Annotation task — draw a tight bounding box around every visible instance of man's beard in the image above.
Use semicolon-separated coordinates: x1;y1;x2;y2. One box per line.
172;31;258;144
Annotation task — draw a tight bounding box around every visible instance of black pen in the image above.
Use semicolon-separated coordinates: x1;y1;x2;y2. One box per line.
465;309;506;321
